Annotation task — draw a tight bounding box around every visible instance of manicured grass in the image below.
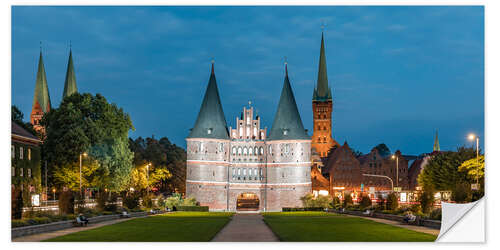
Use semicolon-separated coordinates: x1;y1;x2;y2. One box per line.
262;212;437;242
44;212;234;242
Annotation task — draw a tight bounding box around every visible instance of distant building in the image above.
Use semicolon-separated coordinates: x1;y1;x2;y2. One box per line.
186;63;311;211
11;122;42;206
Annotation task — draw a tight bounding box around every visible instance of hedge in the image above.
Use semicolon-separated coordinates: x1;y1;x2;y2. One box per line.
177;206;209;211
282;207;325;212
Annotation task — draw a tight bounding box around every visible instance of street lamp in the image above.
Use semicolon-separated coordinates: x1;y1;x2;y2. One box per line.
146;163;151;196
52;188;56;202
79;152;88;199
468;134;480;188
391;154;399;188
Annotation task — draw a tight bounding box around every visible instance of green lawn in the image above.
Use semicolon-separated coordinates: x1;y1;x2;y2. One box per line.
44;212;233;242
262;212;437;242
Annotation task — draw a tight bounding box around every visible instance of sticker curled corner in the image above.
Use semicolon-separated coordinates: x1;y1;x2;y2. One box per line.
437;198;484;242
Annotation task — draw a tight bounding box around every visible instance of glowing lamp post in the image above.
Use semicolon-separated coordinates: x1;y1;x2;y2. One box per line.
79;152;87;199
468;134;480;189
391;154;399;189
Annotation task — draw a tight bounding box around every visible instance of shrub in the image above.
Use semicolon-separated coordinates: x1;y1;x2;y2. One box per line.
343;193;353;207
58;190;75;214
142;194;154;208
299;193;315;207
157;195;166;208
177;206;209;211
410;204;422;214
12;188;23;219
359;195;372;210
332;196;341;207
429;208;442;220
123;193;140;209
386;193;399;211
452;183;471;203
376;193;385;210
419;190;435;213
12;219;29;228
182;197;197;206
282;207;324;212
165;196;182;210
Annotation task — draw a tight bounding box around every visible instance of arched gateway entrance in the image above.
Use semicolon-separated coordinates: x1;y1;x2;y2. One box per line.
236;193;260;211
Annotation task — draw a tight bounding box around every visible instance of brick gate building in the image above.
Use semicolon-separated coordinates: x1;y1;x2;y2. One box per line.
186;63;312;212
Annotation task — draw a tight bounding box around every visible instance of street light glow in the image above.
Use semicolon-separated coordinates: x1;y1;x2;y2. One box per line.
468;134;476;141
83;152;88;157
391;155;395;159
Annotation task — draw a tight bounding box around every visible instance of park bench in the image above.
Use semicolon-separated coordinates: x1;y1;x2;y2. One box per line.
120;211;131;218
363;210;374;216
73;216;89;227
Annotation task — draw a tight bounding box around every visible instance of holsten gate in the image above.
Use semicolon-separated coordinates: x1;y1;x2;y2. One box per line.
186;63;312;212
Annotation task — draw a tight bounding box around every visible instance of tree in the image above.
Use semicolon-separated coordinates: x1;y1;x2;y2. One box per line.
11;105;38;137
42;93;134;192
359;195;372;210
386;193;398;210
419;190;435;214
128;136;186;194
418;147;475;192
343;193;353;207
458;155;484;184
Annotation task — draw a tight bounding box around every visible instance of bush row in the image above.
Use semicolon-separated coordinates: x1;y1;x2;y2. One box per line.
282;207;325;212
177;206;209;211
12;214;77;228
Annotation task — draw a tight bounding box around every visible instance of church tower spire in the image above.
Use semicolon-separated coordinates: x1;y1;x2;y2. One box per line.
187;61;229;139
433;130;440;152
268;63;308;140
62;46;78;99
30;46;52;134
311;31;338;158
313;32;332;101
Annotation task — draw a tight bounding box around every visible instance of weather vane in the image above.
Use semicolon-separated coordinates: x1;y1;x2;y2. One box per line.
321;20;327;31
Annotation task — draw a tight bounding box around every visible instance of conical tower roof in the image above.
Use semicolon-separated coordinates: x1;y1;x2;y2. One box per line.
433;130;440;152
313;32;332;101
187;63;229;139
62;49;78;99
32;51;51;113
268;64;309;141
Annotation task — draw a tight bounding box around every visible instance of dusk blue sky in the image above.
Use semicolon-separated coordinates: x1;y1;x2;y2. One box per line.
11;6;484;155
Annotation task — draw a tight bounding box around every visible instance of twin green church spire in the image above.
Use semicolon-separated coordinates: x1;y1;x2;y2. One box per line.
32;44;78;114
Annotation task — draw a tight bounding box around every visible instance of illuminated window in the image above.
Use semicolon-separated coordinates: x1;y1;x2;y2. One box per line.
20;168;23;177
20;147;23;159
11;145;14;158
28;148;31;160
28;168;32;178
12;167;15;177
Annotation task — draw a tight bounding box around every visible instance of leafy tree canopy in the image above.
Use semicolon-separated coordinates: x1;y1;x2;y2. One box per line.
418;147;477;192
42;93;134;192
11;105;38;136
128;136;186;194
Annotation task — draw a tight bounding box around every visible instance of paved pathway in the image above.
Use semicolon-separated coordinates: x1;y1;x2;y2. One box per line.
212;213;279;242
12;217;141;242
344;214;440;235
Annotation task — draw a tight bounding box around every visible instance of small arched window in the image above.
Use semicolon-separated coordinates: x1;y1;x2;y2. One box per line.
243;147;248;155
238;147;242;155
255;147;259;155
262;146;266;155
249;147;253;155
232;147;236;155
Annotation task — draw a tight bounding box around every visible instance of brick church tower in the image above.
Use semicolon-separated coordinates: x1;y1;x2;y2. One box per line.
30;49;52;134
311;32;339;158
